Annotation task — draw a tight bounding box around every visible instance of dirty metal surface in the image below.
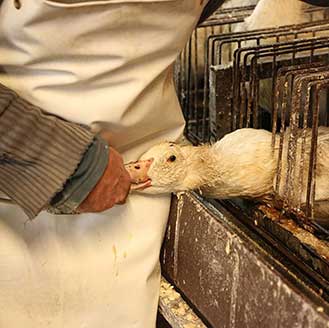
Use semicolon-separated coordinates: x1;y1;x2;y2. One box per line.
253;205;329;288
161;192;329;328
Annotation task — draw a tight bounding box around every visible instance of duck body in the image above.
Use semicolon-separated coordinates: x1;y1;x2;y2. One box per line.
201;128;276;200
126;127;329;220
243;0;306;31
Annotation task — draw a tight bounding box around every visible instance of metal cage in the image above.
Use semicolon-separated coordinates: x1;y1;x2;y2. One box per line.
175;3;329;301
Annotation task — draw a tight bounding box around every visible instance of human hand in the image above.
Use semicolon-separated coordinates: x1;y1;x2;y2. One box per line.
77;147;131;213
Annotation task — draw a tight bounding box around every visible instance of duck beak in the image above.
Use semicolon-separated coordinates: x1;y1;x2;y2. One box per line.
125;158;154;191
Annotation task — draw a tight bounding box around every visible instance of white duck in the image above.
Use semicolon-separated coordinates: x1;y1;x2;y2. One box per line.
126;128;329;221
242;0;306;31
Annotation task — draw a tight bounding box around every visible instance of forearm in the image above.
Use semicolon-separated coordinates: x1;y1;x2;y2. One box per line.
0;83;96;219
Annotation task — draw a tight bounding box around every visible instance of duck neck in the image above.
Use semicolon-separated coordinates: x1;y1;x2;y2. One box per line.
180;145;217;191
246;0;305;29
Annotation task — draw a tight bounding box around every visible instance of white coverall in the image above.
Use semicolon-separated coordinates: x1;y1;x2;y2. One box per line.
0;0;206;327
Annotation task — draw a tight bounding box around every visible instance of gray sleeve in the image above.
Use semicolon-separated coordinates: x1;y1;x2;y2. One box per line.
0;83;96;219
48;135;110;215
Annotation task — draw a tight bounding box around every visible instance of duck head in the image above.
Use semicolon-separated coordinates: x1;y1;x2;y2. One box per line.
125;142;189;194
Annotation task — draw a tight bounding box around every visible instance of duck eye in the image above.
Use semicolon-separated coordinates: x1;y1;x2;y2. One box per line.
168;155;176;162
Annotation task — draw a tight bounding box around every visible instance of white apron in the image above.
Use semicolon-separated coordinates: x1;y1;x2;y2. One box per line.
0;0;206;327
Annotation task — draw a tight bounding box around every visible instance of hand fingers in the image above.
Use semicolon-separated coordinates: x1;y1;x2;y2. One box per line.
77;147;131;213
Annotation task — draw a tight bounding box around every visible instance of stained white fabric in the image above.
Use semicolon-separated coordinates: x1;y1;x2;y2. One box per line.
0;0;206;327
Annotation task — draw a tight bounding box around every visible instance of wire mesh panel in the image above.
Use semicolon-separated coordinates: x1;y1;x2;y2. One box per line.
272;65;329;220
210;25;329;137
176;3;329;144
176;4;257;144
